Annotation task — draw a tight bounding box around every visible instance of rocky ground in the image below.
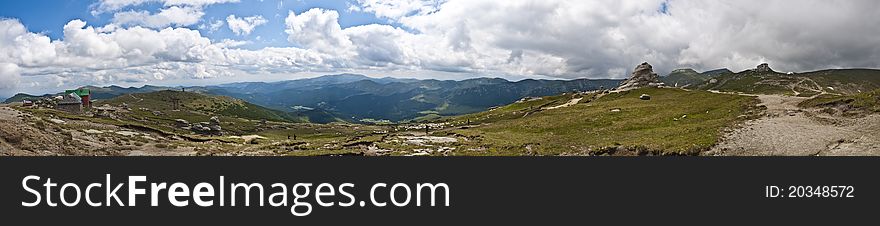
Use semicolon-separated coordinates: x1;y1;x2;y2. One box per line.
706;94;880;156
0;106;243;156
0;105;459;156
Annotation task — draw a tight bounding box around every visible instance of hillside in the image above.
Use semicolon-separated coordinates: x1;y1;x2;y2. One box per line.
3;93;54;103
82;85;172;100
661;68;731;88
701;68;734;76
798;88;880;115
662;68;704;87
801;69;880;95
431;88;760;155
692;64;880;96
3;85;171;104
97;90;341;124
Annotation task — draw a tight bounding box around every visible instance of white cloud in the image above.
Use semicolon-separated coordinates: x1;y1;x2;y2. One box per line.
226;15;268;36
284;9;354;55
92;0;240;14
0;19;57;67
355;0;444;20
214;39;248;48
95;0;240;29
112;6;204;28
0;63;21;97
61;19;124;59
199;19;225;32
346;2;362;13
349;0;880;77
6;0;880;96
0;18;339;95
161;0;240;6
91;0;154;14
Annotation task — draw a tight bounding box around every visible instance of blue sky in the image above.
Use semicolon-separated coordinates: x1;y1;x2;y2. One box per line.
0;0;392;49
1;0;879;97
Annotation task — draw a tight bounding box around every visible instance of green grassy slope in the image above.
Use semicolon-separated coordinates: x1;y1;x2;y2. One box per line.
3;93;53;103
798;89;880;114
802;69;880;95
99;90;305;122
444;88;759;155
699;71;799;95
662;69;708;87
696;69;880;95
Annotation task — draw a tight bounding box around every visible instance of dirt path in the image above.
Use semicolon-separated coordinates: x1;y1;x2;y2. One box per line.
707;95;880;156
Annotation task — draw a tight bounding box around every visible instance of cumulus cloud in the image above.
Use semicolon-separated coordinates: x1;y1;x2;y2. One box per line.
352;0;880;77
668;0;880;72
284;9;354;55
0;63;21;96
0;19;57;67
226;15;268;36
0;18;336;95
6;0;880;96
282;8;480;71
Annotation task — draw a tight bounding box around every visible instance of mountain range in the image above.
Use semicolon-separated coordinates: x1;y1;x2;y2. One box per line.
8;66;879;123
660;66;880;96
5;74;620;123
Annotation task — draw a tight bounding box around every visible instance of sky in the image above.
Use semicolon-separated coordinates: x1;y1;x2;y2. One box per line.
1;0;880;97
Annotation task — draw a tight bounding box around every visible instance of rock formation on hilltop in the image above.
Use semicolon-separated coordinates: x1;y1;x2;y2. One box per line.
617;62;663;90
755;63;773;73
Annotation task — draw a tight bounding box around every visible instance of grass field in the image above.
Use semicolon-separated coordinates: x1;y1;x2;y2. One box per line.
445;88;759;155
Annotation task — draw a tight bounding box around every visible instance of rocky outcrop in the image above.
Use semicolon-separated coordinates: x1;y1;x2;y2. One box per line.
617;62;663;90
191;116;222;135
755;63;773;73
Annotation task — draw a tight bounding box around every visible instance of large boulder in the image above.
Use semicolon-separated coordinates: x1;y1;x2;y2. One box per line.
209;116;221;125
192;121;221;135
174;119;190;128
617;62;663;90
192;123;211;133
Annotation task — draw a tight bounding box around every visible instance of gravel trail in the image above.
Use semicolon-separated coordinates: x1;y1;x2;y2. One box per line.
707;95;880;156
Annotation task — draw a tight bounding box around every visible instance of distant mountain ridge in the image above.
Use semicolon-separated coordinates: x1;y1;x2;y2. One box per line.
97;90;341;123
660;68;733;87
662;64;880;96
4;74;621;122
194;75;621;121
3;85;173;104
